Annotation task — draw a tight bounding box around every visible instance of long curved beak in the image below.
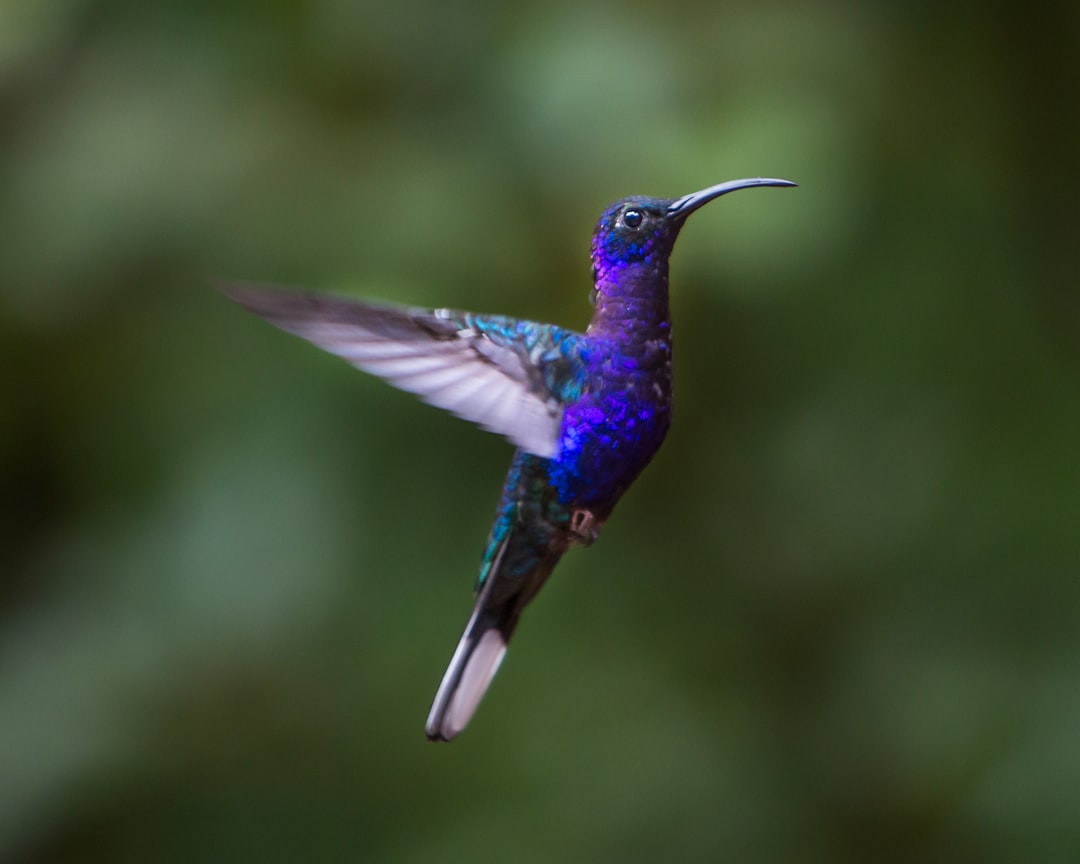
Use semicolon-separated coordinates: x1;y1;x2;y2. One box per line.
667;178;797;220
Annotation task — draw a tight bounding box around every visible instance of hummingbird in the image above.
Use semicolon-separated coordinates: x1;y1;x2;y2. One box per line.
222;177;796;741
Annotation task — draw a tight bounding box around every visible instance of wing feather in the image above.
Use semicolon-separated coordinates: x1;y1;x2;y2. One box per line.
221;284;587;459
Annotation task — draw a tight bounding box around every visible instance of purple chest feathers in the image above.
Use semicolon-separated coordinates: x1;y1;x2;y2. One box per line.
552;335;672;511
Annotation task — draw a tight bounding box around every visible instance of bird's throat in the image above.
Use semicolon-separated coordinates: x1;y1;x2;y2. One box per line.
587;261;671;344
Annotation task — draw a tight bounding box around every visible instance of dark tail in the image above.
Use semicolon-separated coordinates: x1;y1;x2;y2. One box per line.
425;532;562;741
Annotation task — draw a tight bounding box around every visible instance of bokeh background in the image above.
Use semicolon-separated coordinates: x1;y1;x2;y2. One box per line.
2;1;1078;861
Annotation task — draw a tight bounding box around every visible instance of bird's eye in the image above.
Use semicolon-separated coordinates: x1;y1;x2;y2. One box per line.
623;209;643;228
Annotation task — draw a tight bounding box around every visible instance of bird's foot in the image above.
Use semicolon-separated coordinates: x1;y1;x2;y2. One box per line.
569;509;602;546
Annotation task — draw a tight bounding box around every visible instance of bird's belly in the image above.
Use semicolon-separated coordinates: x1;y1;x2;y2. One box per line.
550;389;671;510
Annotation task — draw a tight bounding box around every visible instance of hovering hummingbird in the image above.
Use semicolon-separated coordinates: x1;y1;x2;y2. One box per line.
222;177;796;741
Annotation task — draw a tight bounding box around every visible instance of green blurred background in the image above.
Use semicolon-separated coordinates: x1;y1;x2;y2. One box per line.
2;1;1078;861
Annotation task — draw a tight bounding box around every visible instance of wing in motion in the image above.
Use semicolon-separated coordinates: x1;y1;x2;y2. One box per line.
220;283;587;459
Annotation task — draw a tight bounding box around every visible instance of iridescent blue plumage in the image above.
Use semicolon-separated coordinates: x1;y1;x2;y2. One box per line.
221;177;796;741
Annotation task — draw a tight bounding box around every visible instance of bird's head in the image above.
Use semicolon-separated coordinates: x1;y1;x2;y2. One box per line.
590;178;797;281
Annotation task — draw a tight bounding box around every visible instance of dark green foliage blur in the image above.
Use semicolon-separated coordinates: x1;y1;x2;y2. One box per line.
2;0;1078;861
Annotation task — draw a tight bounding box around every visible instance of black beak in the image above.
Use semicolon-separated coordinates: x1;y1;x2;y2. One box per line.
666;178;797;221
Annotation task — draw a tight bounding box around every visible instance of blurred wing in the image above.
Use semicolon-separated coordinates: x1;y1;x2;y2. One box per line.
221;283;587;459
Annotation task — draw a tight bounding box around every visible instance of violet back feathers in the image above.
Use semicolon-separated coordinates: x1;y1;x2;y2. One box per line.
221;177;796;741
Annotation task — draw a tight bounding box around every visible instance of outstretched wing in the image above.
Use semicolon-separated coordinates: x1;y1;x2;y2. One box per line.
221;283;588;459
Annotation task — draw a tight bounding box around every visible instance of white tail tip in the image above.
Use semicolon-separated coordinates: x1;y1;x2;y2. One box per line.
426;629;507;741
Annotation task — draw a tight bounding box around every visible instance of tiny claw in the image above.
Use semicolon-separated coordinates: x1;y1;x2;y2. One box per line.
569;509;602;545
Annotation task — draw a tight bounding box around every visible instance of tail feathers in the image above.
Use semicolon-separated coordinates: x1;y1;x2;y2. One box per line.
427;531;523;742
425;616;509;742
426;524;563;741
